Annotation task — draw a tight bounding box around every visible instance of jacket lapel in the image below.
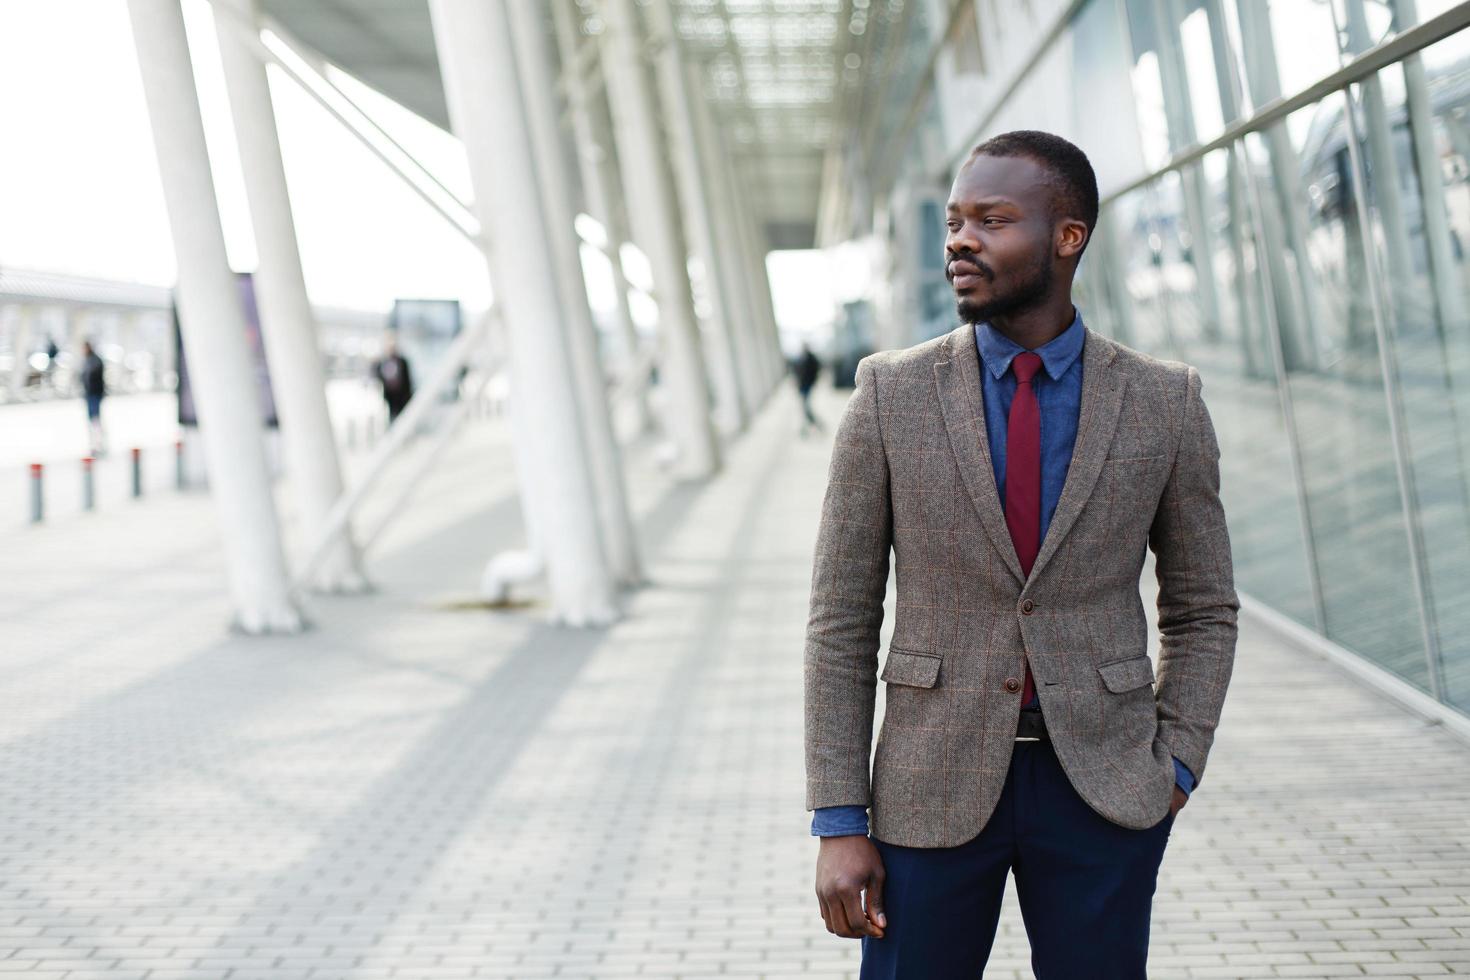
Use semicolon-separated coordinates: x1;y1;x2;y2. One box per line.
934;324;1026;586
933;323;1126;590
1026;328;1125;584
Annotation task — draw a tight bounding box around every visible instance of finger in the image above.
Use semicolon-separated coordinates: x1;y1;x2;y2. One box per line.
866;870;887;932
816;893;835;935
839;888;872;938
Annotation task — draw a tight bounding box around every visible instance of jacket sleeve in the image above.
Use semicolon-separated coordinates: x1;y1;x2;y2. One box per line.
1149;366;1239;789
804;356;892;811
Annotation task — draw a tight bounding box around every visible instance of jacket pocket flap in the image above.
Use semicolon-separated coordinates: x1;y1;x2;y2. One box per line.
880;648;942;688
1097;655;1155;693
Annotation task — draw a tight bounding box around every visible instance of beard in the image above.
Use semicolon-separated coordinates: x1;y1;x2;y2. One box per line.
953;248;1054;325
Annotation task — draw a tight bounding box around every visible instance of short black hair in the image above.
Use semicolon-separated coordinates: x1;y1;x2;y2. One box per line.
965;130;1099;257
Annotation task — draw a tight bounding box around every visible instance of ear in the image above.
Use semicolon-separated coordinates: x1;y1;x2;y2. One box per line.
1056;219;1089;259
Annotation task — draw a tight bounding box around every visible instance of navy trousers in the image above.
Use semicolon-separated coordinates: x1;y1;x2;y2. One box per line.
859;738;1175;979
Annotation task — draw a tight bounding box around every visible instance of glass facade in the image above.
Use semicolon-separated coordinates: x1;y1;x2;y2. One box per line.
915;0;1470;717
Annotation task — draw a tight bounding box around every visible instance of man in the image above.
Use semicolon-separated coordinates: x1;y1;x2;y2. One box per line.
78;340;107;456
791;341;824;437
372;334;414;424
804;130;1237;977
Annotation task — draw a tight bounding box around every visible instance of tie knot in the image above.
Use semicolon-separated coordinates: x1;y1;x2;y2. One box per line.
1012;352;1043;384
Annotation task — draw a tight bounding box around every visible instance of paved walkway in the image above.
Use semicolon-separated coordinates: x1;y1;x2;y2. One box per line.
1;383;1468;978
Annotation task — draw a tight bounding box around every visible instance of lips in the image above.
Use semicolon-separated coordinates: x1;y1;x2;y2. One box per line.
949;262;985;290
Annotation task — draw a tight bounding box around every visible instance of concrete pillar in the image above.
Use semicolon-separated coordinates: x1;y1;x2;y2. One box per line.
599;0;721;478
8;306;31;402
645;0;748;436
213;0;367;593
680;53;767;420
428;0;620;627
124;0;302;633
504;0;643;588
709;125;783;391
699;116;770;393
549;0;654;436
702;113;775;392
734;171;785;390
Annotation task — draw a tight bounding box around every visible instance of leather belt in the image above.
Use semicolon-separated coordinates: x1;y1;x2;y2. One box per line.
1015;709;1049;741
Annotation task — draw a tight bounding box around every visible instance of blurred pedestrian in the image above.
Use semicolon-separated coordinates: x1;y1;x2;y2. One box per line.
791;341;824;437
372;334;414;424
78;340;107;455
42;336;60;393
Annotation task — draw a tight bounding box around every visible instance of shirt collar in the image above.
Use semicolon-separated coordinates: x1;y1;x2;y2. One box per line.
973;307;1086;382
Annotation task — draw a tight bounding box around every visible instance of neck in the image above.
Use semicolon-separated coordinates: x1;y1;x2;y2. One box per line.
986;294;1076;351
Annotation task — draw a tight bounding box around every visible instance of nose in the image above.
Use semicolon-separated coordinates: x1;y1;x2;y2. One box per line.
947;218;980;254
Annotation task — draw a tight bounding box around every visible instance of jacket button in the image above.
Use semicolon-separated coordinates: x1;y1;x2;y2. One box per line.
1021;599;1035;614
1004;677;1021;693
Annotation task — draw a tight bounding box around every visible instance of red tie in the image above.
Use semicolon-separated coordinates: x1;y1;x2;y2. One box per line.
1005;352;1043;708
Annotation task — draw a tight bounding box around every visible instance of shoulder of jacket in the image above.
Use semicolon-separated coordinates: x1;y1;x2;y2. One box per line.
856;329;954;378
1104;336;1197;394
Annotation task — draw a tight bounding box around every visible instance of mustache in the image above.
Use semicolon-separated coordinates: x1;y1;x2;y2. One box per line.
946;256;992;280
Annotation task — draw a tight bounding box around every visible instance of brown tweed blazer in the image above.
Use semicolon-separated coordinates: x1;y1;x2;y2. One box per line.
804;322;1238;848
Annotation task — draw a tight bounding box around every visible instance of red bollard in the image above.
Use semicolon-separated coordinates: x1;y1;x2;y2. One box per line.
29;463;43;523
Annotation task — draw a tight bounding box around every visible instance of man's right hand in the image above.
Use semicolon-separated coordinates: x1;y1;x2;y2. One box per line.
815;835;886;939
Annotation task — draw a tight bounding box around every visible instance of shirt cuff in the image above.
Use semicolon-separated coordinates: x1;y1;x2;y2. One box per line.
1173;756;1196;795
811;805;870;837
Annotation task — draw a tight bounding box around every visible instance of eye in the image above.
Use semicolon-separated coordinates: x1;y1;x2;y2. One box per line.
983;217;1006;227
945;220;961;231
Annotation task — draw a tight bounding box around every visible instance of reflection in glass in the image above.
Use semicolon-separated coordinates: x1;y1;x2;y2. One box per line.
1262;93;1428;689
1344;29;1470;710
1080;156;1319;623
1199;145;1320;623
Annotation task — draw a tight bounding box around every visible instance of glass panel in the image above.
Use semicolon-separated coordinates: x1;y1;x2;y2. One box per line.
1252;92;1429;689
1071;0;1150;195
1162;146;1319;621
1118;179;1185;357
1223;0;1391;115
1125;0;1228;163
1346;33;1470;711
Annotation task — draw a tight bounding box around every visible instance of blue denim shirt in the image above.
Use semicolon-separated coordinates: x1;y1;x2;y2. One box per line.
811;310;1195;838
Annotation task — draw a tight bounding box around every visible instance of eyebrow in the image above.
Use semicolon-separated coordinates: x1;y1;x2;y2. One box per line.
946;196;1022;214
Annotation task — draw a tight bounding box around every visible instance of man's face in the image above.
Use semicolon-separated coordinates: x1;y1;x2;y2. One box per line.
944;154;1060;325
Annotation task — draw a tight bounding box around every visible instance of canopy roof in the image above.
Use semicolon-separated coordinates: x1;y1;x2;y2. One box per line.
260;0;930;250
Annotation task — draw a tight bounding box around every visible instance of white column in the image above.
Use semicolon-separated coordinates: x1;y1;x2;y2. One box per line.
549;0;654;437
8;306;31;402
731;163;785;390
125;0;302;633
599;0;721;478
213;0;367;593
683;55;768;415
505;0;643;588
645;0;747;436
707;114;783;393
429;0;620;627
